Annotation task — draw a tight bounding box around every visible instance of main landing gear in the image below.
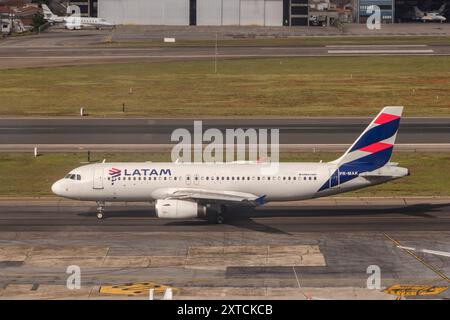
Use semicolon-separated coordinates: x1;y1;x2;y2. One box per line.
96;201;105;219
215;205;227;224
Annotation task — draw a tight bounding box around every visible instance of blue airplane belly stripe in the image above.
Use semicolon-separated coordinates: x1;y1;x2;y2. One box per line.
318;147;393;192
350;119;400;152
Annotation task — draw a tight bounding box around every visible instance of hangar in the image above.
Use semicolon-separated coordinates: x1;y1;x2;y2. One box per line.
68;0;450;26
98;0;288;26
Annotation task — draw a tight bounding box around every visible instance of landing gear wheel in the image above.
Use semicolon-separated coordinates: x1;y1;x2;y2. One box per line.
216;215;225;224
96;201;105;220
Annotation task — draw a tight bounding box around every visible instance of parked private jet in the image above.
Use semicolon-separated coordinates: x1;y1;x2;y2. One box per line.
52;107;409;223
414;4;447;23
42;4;114;30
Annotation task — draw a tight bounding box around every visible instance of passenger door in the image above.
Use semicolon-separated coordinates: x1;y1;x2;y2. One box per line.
93;168;104;189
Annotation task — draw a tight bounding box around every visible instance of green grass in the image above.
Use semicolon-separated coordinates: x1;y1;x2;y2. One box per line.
0;152;448;197
1;56;450;117
99;36;450;47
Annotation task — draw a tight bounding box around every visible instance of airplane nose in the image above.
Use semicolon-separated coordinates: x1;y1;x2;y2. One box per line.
51;180;62;196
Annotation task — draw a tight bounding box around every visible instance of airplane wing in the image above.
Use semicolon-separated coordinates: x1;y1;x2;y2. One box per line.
155;188;266;206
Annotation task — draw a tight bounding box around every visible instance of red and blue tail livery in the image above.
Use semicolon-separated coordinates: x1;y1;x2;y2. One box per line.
319;107;403;191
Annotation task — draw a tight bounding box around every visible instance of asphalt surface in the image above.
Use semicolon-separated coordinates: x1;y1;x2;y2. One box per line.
1;26;450;68
0;43;445;69
1;199;448;299
0;118;448;146
1;200;449;232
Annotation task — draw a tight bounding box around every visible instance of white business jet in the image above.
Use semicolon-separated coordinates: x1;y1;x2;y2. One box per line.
42;4;114;30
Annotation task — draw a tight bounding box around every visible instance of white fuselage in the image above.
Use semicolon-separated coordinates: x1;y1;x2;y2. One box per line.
64;16;114;29
51;161;405;203
421;13;447;22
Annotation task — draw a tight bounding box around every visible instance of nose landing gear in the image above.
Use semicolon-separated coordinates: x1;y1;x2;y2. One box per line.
96;201;105;219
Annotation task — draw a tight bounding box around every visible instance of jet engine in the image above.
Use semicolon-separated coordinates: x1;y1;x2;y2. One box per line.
155;199;206;219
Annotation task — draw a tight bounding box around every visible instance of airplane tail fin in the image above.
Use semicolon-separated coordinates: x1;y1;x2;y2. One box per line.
439;3;447;14
331;106;403;171
41;4;56;19
414;6;424;17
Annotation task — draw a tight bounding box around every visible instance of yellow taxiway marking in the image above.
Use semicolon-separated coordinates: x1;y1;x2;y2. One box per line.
383;284;448;297
384;233;450;283
99;282;178;296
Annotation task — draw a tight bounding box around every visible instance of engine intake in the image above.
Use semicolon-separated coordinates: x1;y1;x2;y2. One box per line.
155;199;206;219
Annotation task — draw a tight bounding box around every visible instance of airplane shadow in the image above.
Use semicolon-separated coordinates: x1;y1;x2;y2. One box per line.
77;202;450;234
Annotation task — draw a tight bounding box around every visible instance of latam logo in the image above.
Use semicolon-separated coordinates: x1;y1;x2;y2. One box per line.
109;167;121;178
108;168;172;178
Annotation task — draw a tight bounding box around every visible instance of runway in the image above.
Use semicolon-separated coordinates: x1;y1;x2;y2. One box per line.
1;198;449;232
0;43;446;69
0;118;449;149
0;198;449;299
1;26;450;68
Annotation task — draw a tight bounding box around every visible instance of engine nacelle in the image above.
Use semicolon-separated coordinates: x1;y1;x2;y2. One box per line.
155;199;206;219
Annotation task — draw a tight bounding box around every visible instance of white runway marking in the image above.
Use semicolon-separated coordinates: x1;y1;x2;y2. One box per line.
326;44;429;48
328;49;434;54
397;246;450;258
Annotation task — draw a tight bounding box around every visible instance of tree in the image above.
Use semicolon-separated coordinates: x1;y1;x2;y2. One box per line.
32;12;46;32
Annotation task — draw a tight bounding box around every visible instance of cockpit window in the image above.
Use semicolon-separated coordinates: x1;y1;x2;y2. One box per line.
64;173;81;180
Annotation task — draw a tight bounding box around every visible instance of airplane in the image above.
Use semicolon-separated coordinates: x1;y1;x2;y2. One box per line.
414;4;447;23
41;4;114;30
52;107;409;223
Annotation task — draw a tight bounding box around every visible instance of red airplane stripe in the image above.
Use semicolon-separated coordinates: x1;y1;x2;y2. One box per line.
374;113;400;125
359;142;393;153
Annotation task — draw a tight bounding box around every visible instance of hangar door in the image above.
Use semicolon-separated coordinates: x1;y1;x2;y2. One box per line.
196;0;282;26
98;0;189;25
240;0;265;25
222;0;240;25
265;0;283;26
197;0;222;25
